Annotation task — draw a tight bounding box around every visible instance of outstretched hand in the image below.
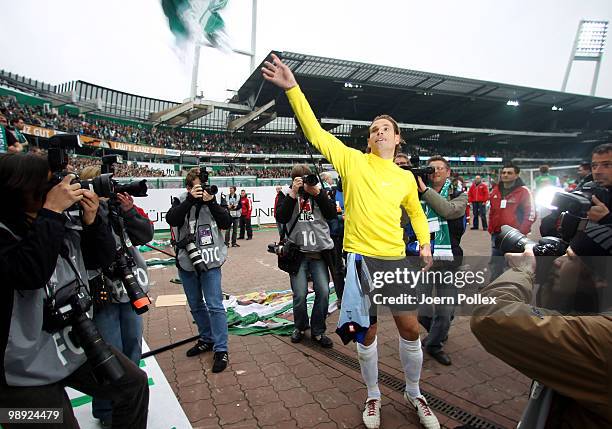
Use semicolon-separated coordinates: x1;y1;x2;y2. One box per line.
262;53;298;91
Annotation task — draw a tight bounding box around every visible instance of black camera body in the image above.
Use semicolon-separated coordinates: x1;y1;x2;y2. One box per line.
267;241;291;257
297;174;319;195
43;282;92;333
48;135;148;200
198;166;218;196
42;279;125;382
496;225;568;257
540;181;609;242
399;155;434;186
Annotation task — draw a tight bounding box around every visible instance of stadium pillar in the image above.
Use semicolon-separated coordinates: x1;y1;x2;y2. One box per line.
191;45;201;99
250;0;258;72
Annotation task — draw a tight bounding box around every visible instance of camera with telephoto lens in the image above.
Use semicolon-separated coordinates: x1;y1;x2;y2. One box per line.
198;166;218;196
43;280;125;383
101;155;149;198
47;135;116;198
496;225;568;257
104;197;152;314
398;155;435;186
185;238;207;274
540;181;609;242
267;241;291;257
47;136;148;199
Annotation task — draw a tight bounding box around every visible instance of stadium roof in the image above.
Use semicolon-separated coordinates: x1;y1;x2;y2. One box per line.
235;51;612;144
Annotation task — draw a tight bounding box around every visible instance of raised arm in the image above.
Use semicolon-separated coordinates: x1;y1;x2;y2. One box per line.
262;54;359;178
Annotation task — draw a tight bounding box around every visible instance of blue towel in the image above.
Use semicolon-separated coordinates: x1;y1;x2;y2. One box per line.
335;254;371;345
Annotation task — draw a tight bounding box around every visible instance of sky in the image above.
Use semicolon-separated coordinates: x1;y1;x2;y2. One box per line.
1;0;611;104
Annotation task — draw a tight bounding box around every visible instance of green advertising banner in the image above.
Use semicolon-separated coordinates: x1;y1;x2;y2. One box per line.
0;126;7;153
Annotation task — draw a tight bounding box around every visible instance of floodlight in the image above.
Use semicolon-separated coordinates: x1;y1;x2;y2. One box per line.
562;19;608;95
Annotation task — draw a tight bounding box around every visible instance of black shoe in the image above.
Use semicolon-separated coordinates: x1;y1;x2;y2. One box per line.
232;243;240;247
470;227;479;230
237;237;244;240
186;340;214;357
428;349;452;366
212;351;229;373
312;334;333;348
291;329;305;343
246;237;253;240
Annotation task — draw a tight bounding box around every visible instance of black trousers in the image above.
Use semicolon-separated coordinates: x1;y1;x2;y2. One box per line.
239;215;252;239
0;346;149;429
472;202;487;229
225;217;239;245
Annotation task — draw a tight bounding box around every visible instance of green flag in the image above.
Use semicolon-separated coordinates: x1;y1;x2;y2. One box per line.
161;0;230;49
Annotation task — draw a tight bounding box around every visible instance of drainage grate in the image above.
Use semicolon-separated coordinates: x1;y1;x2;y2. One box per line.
280;336;506;429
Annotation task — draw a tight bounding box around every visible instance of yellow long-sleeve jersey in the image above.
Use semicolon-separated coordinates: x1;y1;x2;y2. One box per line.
286;86;430;258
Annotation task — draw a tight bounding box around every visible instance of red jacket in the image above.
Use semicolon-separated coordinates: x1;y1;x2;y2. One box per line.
468;182;489;203
240;196;252;217
488;179;536;235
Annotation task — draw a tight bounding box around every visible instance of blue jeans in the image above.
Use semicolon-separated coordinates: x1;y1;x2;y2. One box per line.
290;256;330;336
92;302;143;420
472;202;487;229
178;267;228;352
417;270;457;353
489;233;506;282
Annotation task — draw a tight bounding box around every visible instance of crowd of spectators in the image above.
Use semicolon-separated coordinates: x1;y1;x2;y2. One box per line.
67;156;166;177
213;166;292;178
1;95;587;161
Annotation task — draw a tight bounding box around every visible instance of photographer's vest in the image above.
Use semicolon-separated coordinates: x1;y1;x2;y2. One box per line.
172;192;227;271
88;203;150;304
227;193;241;218
0;218;88;386
286;196;334;253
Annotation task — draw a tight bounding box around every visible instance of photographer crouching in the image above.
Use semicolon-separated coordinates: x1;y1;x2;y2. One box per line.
166;168;232;372
0;153;149;428
80;164;154;428
471;224;612;427
274;164;337;347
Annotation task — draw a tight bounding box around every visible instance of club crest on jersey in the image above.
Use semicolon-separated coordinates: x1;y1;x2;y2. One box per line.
298;199;315;222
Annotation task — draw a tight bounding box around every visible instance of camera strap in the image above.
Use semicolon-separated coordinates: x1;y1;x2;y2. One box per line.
302;136;324;186
282;204;302;241
46;245;88;303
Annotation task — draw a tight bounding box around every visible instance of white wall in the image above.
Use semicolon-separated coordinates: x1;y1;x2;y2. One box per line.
135;186;280;230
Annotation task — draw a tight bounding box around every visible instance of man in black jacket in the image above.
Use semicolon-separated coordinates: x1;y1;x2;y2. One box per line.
0;153;149;429
166;168;232;372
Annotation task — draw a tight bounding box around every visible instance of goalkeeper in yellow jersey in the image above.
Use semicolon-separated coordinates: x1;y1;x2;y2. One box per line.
263;54;439;429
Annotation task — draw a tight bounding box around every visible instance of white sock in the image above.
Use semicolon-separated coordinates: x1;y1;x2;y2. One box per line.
399;336;422;398
356;337;381;399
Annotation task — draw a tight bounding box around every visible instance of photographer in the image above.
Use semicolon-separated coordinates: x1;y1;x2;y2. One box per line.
586;143;612;224
0;153;149;428
166;168;232;373
275;164;337;347
471;224;612;428
224;186;241;247
415;156;468;366
80;165;154;427
576;161;592;189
